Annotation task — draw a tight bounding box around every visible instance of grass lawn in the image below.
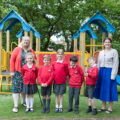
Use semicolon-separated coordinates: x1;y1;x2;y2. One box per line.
0;85;120;119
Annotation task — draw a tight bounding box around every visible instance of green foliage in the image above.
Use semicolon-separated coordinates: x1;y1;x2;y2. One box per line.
0;0;120;69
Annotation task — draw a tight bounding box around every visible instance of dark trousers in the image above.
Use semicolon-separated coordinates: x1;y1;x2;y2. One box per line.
68;87;81;111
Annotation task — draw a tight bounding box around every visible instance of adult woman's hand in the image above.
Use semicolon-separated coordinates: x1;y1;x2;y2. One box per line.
11;72;15;76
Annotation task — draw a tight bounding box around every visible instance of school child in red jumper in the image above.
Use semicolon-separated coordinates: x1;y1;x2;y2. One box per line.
85;56;99;115
22;52;38;113
52;49;69;113
38;55;53;113
66;55;84;114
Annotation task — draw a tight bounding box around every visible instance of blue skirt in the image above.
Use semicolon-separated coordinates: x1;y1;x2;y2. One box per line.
94;67;118;102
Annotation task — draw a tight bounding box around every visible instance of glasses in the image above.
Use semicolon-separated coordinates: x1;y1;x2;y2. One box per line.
104;42;111;43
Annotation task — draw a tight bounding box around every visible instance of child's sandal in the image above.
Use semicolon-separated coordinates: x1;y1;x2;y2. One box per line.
105;110;112;114
98;108;106;112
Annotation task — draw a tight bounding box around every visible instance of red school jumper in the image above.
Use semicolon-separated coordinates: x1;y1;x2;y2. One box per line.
22;64;38;85
38;65;54;86
69;65;84;88
52;61;69;84
86;66;99;85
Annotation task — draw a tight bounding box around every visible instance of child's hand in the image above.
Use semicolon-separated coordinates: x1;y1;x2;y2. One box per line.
44;83;47;87
41;83;45;87
84;72;88;77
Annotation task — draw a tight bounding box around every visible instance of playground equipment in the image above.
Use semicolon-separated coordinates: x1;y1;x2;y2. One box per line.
0;10;116;94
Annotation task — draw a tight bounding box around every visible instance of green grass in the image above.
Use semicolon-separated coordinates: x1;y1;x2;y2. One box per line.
0;86;120;119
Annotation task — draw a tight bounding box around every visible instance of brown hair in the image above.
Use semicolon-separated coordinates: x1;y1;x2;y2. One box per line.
43;55;51;61
25;52;35;63
57;49;64;55
103;37;112;43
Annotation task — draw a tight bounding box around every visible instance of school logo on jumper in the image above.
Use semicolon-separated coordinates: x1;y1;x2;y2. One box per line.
74;71;78;74
33;68;36;71
48;69;51;72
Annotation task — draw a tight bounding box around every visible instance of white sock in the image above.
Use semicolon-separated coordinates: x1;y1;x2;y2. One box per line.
12;93;19;108
59;105;63;108
30;97;34;109
21;93;26;104
56;104;59;108
26;97;30;109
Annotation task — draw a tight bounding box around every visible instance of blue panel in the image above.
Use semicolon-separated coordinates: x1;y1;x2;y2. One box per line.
0;9;43;39
5;19;20;33
72;30;80;40
16;29;23;38
73;11;115;41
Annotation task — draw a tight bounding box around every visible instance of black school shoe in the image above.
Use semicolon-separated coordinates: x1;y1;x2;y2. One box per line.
59;108;63;113
54;108;59;113
46;108;50;113
42;107;46;113
30;108;34;112
86;107;92;113
92;108;97;115
25;108;30;113
74;110;79;114
66;108;73;112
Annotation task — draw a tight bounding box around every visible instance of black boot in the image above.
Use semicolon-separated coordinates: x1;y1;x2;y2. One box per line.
92;108;97;115
46;99;50;113
86;106;92;113
42;99;46;113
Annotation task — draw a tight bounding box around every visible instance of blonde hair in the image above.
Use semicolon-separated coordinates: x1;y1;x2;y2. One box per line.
43;55;51;61
18;36;30;49
25;52;35;63
57;49;64;55
87;56;95;62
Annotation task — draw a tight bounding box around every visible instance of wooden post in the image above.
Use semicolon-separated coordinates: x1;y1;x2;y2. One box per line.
30;31;33;48
6;30;10;89
74;38;77;52
36;37;39;67
6;30;10;71
38;38;40;51
0;76;2;92
18;38;21;44
24;31;28;36
90;38;93;56
93;39;95;56
102;32;105;49
108;32;112;39
0;31;2;75
79;32;85;95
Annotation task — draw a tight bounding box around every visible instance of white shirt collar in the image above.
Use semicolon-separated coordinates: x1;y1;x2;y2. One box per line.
27;63;33;68
91;64;96;67
70;65;76;68
57;60;63;63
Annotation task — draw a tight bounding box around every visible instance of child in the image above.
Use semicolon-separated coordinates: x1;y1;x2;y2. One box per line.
52;49;69;113
38;55;53;113
66;55;84;114
85;56;99;115
22;52;38;113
